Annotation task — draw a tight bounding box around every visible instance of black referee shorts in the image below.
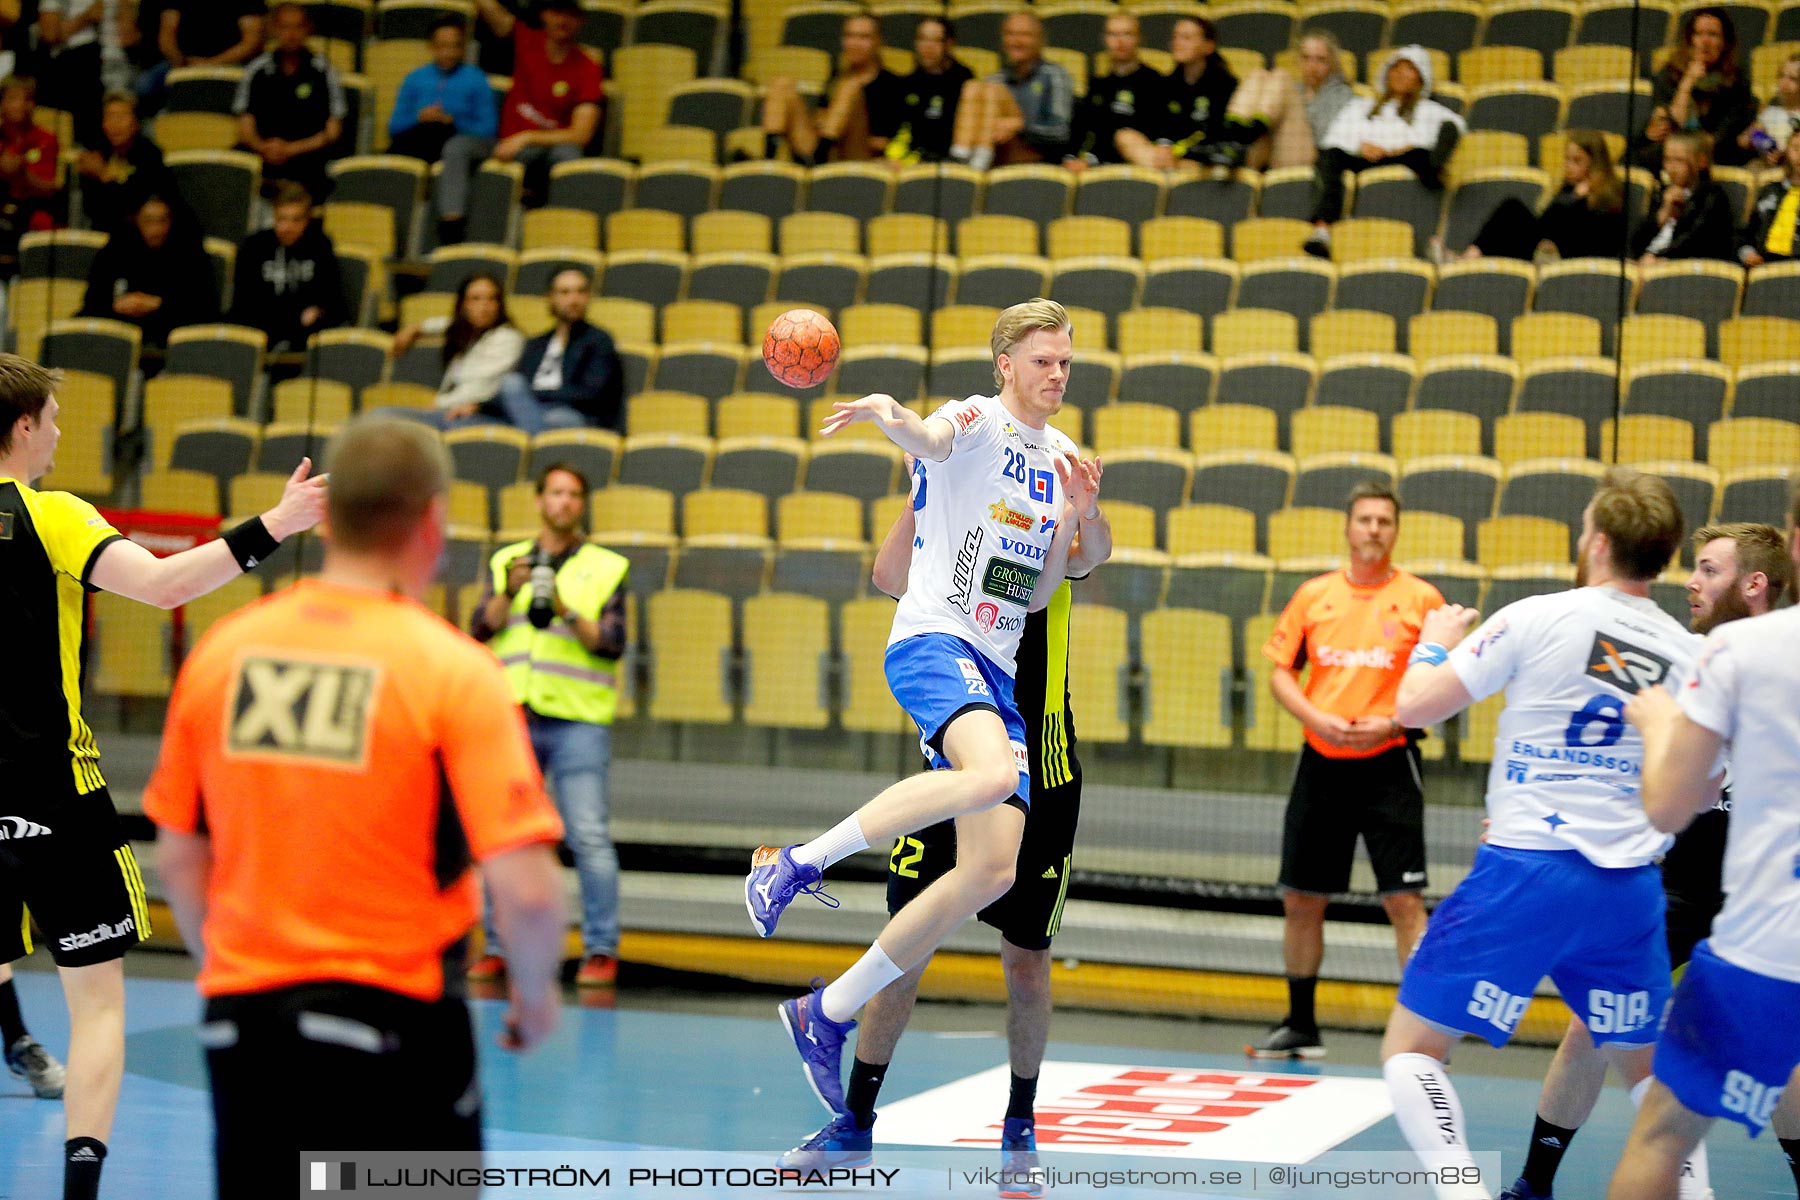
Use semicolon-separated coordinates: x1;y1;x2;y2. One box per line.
1662;803;1729;972
203;982;482;1200
0;777;149;967
886;777;1082;952
1279;741;1426;896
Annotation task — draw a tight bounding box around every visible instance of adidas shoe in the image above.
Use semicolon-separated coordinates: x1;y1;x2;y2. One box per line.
5;1035;66;1099
1498;1178;1553;1200
778;985;855;1116
1245;1023;1325;1060
998;1116;1045;1199
746;845;836;938
777;1113;875;1171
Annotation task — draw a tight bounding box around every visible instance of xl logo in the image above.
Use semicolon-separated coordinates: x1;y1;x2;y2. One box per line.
1583;633;1672;695
230;657;381;766
997;536;1047;562
1587;989;1651;1035
1467;981;1529;1034
1722;1071;1784;1128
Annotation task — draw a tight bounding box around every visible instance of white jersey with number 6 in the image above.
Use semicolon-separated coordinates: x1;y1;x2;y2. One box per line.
1448;586;1703;868
888;395;1077;677
1675;608;1800;984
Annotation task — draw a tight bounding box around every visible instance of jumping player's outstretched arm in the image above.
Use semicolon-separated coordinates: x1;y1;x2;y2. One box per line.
1027;453;1101;613
819;393;955;462
1394;603;1483;727
1626;685;1727;834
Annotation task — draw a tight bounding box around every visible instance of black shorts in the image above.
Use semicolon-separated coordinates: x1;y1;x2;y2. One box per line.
885;777;1081;952
0;780;149;967
1279;742;1426;896
204;982;482;1200
1662;802;1728;972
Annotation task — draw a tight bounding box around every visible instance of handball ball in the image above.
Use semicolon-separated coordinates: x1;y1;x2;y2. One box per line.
762;308;840;389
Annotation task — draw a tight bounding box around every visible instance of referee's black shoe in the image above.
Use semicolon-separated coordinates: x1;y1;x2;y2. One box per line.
1245;1023;1326;1060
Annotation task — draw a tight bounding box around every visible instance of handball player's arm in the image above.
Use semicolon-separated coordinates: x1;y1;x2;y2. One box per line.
1394;603;1483;727
1066;472;1111;577
483;843;567;1051
89;458;328;608
1627;684;1728;834
819;393;955;462
1027;454;1100;612
872;501;916;598
156;827;213;959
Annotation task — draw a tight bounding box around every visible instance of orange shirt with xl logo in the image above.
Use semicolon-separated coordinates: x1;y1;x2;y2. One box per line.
143;580;564;1002
1262;569;1445;759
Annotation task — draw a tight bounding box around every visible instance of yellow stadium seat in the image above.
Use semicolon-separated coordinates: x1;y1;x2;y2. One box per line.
1189;403;1279;452
647;589;733;724
1091;401;1182;453
1511;312;1602;362
1601;414;1695;464
1291;408;1381;459
1066;603;1131;744
1719;317;1800;370
593;484;678;536
716;393;802;440
684;488;769;538
1310;309;1396;359
1213;308;1299;356
742;593;830;730
1477;515;1570;569
1139;216;1225;261
777;490;866;543
1268;507;1344;560
91;591;172;697
1494;412;1587;465
1103;501;1159;551
1243;613;1307;752
1392;410;1482;461
140;468;220;518
628;391;712;438
1619;314;1706;370
1410;311;1499;360
1708;418;1800;475
1118;307;1205;356
1330;217;1413;263
1400;511;1466;561
841;595;910;733
1141;608;1233;749
1232;217;1311;263
1167;504;1259;555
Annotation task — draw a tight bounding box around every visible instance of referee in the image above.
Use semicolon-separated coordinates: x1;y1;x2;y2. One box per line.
0;354;325;1200
145;416;569;1199
1251;481;1443;1060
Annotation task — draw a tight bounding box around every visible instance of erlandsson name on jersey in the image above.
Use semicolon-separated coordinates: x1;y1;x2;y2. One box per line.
1509;740;1641;775
1313;644;1397;670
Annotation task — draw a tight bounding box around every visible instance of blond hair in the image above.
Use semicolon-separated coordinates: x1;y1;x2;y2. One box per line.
990;298;1071;389
1591;466;1684;581
325;416;451;553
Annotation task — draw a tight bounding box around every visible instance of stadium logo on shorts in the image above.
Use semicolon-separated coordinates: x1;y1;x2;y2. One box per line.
0;815;50;839
58;916;135;953
1583;634;1672;695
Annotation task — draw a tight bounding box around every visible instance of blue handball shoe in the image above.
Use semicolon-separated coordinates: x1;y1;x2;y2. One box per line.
746;845;836;937
997;1116;1045;1199
777;1112;874;1171
778;984;856;1115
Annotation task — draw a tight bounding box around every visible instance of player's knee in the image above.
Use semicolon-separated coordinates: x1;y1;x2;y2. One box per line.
968;760;1021;807
977;861;1017;905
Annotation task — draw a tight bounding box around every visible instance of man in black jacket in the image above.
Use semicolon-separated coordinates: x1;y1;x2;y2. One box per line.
496;269;625;434
228;183;347;354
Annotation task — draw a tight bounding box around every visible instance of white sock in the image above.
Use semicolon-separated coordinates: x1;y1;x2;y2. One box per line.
969;146;994;171
1382;1053;1492;1199
1632;1077;1710;1198
794;815;869;873
821;942;902;1024
949;144;971;162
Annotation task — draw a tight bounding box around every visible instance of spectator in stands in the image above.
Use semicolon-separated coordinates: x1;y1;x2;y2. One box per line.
1633;130;1737;263
1740;129;1800;266
1750;52;1800;163
1065;11;1163;168
439;0;602;247
1302;46;1464;259
80;191;219;349
1222;28;1354;170
234;3;346;202
1118;15;1237;168
494;269;624;435
951;10;1073;169
1641;6;1757;169
388;16;498;164
762;13;901;165
36;0;108;147
228;183;346;355
76;92;174;236
136;0;266;110
0;76;61;273
1444;128;1626;262
388;271;526;430
885;16;972;164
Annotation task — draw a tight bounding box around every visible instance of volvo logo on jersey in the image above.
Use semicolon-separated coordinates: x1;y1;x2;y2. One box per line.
1583;634;1672;695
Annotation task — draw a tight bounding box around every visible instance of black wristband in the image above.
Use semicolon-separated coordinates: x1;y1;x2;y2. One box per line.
223;516;280;572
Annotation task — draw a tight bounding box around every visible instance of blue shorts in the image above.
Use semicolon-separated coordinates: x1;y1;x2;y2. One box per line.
1398;844;1671;1048
1654;940;1800;1135
885;633;1031;807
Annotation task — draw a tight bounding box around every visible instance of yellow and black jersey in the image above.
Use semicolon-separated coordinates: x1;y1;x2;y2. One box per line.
1012;579;1080;792
0;477;124;793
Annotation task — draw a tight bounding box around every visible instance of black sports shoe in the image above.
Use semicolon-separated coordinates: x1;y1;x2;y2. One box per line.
1245;1023;1325;1059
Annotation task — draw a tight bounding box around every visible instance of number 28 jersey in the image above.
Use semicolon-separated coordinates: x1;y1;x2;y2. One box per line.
1448;586;1703;868
888;395;1078;677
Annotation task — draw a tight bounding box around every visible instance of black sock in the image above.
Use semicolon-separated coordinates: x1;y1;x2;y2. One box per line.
764;132;780;160
1285;976;1317;1031
0;977;26;1045
845;1058;886;1130
64;1138;106;1200
1007;1072;1038;1122
1780;1136;1800;1194
1521;1116;1579;1195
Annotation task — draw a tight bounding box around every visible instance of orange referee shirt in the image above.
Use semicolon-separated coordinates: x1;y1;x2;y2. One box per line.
143;579;564;1002
1262;569;1445;760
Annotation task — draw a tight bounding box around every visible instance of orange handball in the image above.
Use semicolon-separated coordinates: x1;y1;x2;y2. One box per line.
762;308;841;389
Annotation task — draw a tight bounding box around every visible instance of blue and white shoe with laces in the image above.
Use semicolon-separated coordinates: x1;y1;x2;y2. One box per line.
776;1112;874;1171
746;844;836;937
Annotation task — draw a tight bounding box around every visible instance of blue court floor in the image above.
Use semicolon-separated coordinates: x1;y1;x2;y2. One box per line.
0;962;1792;1199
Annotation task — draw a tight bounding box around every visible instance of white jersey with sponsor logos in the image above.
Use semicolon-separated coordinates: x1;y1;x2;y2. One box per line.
1675;608;1800;983
888;395;1077;676
1448;585;1702;868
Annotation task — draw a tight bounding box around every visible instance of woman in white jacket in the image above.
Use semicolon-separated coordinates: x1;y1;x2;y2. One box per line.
1302;45;1464;258
389;270;526;429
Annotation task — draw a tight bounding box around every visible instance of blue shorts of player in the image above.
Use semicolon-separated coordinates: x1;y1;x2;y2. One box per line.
1654;939;1800;1136
1398;844;1671;1049
885;632;1031;808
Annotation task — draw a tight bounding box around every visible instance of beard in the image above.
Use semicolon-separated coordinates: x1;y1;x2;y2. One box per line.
1692;582;1753;634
